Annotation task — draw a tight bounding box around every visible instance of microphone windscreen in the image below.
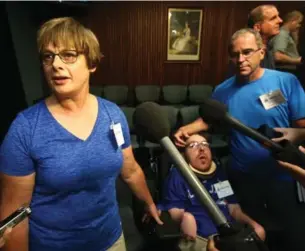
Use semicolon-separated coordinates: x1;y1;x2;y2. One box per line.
133;102;170;143
199;99;228;123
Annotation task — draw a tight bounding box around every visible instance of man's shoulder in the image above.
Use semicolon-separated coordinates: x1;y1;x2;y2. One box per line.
264;68;298;80
261;69;302;93
270;28;289;41
213;76;236;96
279;27;290;35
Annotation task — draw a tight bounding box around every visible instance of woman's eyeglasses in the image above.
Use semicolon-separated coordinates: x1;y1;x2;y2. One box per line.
41;50;81;66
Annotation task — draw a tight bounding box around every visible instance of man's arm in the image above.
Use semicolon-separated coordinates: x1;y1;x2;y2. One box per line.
278;145;305;187
174;118;209;147
120;146;163;225
293;118;305;128
168;208;197;240
274;51;302;65
168;208;185;222
228;204;265;241
272;30;301;66
207;238;220;251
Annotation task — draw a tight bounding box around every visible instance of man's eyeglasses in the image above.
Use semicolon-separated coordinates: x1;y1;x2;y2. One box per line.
186;141;210;150
229;48;261;60
41;50;81;66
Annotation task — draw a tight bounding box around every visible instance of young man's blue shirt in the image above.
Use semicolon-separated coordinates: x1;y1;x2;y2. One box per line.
159;166;237;238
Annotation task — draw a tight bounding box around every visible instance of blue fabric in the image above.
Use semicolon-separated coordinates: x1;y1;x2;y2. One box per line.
0;97;131;251
212;69;305;179
159;167;237;238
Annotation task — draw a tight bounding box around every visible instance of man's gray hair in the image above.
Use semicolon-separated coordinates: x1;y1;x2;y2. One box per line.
229;28;264;52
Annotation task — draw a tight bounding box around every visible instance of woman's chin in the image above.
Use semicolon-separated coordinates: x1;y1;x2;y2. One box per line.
52;85;74;95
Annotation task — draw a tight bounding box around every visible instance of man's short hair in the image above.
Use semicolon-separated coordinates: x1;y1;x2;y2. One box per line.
283;10;303;23
197;131;212;143
228;28;263;53
247;5;277;28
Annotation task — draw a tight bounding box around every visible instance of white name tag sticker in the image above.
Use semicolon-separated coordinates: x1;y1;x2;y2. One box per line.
214;180;234;199
259;89;286;110
112;123;124;147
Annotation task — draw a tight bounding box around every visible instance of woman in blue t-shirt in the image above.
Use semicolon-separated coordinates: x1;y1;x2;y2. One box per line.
0;17;162;251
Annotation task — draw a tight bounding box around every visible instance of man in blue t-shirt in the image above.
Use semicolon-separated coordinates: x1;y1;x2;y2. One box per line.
174;28;305;251
159;133;265;251
226;5;283;78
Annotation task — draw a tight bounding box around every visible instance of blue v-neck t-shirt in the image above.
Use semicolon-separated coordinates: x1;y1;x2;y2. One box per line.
0;97;131;251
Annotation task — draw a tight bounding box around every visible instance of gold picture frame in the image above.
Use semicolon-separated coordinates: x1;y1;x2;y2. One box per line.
167;8;203;61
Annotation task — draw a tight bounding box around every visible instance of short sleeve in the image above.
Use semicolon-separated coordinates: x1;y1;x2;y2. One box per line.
211;81;231;105
117;108;131;149
0;113;35;176
211;89;219;100
286;74;305;121
158;168;188;211
272;31;289;54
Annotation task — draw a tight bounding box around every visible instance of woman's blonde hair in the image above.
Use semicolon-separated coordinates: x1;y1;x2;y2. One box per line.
37;17;102;69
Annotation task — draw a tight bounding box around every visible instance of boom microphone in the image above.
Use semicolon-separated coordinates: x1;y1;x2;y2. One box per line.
133;101;228;227
199;99;283;152
199;98;305;167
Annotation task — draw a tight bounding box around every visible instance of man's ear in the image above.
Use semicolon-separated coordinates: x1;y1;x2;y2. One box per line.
253;23;261;32
259;47;265;60
89;67;97;73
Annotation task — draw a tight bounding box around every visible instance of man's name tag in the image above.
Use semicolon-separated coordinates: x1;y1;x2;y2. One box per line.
214;180;234;199
111;123;124;148
259;89;286;110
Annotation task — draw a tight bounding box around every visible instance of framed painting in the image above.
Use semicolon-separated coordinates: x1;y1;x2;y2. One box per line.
167;8;203;61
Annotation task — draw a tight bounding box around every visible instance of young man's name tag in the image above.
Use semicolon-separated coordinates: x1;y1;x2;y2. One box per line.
214;180;234;199
259;89;286;110
111;123;124;147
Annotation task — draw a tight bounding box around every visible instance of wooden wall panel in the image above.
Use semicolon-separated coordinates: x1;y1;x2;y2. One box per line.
87;1;305;88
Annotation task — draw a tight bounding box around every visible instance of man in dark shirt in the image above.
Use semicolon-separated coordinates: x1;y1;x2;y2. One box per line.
247;4;282;69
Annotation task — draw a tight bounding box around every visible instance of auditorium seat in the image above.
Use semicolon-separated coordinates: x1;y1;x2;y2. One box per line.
179;105;199;126
135;85;160;104
103;85;129;105
120;106;139;149
89;85;103;97
188;84;213;104
162;85;187;106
